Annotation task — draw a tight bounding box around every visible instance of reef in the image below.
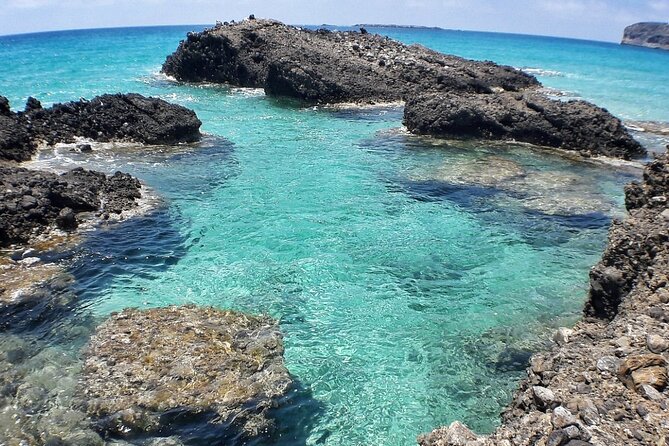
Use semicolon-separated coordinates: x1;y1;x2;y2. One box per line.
162;17;644;159
0;93;202;162
418;154;669;446
0;166;142;247
622;23;669;51
79;305;291;441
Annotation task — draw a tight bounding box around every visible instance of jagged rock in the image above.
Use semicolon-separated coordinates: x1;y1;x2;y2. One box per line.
403;91;644;159
79;306;291;441
0;94;202;162
552;406;578;429
533;386;557;409
618;354;668;391
162;18;537;104
554;328;574;346
417;421;480;446
0;166;141;247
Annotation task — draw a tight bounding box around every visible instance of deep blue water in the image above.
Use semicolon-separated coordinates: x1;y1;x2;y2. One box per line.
0;23;666;446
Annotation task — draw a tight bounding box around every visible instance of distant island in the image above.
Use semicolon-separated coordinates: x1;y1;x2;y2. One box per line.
622;22;669;50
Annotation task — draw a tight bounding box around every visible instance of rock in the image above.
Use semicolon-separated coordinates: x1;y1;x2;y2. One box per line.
618;354;668;391
596;356;621;375
646;334;669;353
622;22;669;51
162;18;538;104
552;406;578;429
533;386;557;409
0;96;10;115
76;143;93;153
0;94;202;162
79;306;291;441
403;92;644;159
25;96;42;112
554;328;574;346
638;384;664;401
0;166;141;247
55;207;78;231
547;429;569;446
417;421;479;446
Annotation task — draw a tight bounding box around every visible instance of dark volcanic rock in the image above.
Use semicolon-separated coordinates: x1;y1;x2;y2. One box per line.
0;166;141;247
0;94;202;162
622;22;669;51
162;19;538;103
80;306;291;441
403;92;645;158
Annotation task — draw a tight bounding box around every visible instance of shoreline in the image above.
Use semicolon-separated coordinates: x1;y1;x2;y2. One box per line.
420;153;669;446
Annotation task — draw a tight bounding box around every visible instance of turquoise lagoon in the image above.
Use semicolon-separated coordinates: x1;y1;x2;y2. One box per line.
1;25;668;445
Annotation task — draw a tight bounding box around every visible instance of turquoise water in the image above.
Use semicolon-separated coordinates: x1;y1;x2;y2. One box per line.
0;25;666;445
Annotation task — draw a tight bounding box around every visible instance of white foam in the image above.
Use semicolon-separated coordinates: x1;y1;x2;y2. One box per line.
520;67;566;78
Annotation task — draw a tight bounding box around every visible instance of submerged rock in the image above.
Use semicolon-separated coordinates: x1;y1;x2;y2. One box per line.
162;18;538;103
79;306;291;441
419;154;669;445
0;93;202;162
404;92;644;159
0;166;142;247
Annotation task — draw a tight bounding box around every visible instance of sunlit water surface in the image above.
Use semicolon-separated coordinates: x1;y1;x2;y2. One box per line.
1;24;667;445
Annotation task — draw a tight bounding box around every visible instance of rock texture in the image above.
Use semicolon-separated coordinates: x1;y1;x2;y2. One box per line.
622;23;669;51
0;166;141;247
0;93;202;162
162;18;644;159
79;306;291;441
162;18;539;103
404;92;645;159
419;154;669;446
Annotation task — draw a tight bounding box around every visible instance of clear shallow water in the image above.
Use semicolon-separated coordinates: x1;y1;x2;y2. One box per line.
0;25;663;445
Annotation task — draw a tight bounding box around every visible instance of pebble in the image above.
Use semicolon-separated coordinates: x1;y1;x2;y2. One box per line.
646;333;668;353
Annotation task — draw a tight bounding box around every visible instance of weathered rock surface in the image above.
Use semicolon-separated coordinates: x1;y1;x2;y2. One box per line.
0;93;202;162
419;154;669;446
162;18;643;159
0;166;141;247
622;22;669;51
162;18;538;103
404;92;645;159
79;306;291;441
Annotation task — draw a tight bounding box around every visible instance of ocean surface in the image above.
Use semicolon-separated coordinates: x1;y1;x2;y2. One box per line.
1;24;668;445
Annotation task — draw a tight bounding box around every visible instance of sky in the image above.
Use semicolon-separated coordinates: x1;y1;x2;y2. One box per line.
0;0;667;41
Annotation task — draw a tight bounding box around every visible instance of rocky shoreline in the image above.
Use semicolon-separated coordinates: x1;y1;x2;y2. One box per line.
622;23;669;51
419;153;669;446
162;17;644;159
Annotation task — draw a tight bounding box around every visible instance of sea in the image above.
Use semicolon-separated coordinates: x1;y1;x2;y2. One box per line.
0;24;668;445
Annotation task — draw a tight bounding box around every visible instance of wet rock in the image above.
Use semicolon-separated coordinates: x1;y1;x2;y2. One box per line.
55;208;78;231
404;92;644;159
79;305;291;441
0;94;202;162
0;96;10;116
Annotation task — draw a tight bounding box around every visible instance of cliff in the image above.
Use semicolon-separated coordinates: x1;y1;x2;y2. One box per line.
622;22;669;50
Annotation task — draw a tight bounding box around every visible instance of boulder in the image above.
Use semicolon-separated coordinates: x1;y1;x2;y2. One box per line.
403;92;644;159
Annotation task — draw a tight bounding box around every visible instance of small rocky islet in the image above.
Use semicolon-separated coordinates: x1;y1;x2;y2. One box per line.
1;15;668;446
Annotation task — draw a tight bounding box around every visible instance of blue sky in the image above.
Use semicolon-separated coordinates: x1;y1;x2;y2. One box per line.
0;0;667;41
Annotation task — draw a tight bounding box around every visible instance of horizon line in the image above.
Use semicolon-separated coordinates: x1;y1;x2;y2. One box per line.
0;21;625;45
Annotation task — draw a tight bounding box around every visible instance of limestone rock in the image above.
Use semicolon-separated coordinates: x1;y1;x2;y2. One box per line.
618;354;668;391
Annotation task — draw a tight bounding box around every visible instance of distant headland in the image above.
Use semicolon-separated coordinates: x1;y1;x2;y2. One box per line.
622;22;669;50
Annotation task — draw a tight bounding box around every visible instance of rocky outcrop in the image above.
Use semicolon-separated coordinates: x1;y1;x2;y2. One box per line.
79;306;291;441
404;92;645;159
0;166;141;247
419;154;669;446
162;18;538;103
0;94;202;162
622;23;669;51
162;18;644;159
